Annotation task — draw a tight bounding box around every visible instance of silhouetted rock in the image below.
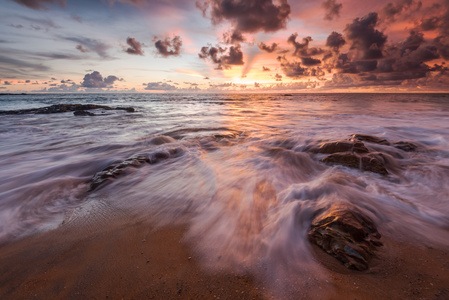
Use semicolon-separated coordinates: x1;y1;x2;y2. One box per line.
74;110;95;116
351;134;390;145
309;204;382;271
0;104;136;115
321;152;388;175
394;141;417;152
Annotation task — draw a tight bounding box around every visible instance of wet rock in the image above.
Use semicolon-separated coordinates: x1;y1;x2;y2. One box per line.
89;155;149;191
74;110;95;116
322;152;388;175
0;104;136;115
351;134;390;146
308;204;382;271
394;141;417;152
89;147;183;191
311;140;369;154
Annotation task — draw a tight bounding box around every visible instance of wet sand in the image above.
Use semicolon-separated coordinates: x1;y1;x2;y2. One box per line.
0;215;448;300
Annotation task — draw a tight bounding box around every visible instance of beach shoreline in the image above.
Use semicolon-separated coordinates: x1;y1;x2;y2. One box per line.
1;213;448;300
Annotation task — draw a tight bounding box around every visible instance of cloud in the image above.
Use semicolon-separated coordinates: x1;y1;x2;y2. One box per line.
322;0;342;21
64;37;111;58
223;30;245;44
278;56;325;78
199;44;244;69
258;42;278;53
326;31;346;51
4;81;12;85
197;0;291;34
81;71;122;88
287;34;324;57
274;73;282;81
345;12;387;60
301;57;322;66
0;55;49;72
11;0;65;10
262;66;270;71
382;0;414;22
154;36;182;57
125;37;144;55
76;45;89;53
144;82;177;91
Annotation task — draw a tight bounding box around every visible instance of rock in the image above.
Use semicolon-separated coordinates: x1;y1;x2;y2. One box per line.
322;152;388;175
308;204;382;271
0;104;136;115
89;147;183;191
311;140;369;154
89;155;149;191
351;134;390;146
394;141;417;152
74;110;95;116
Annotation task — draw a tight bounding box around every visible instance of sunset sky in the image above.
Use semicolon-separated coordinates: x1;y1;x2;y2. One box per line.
1;0;448;92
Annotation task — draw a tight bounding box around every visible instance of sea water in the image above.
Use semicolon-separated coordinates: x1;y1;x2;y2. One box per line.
1;93;448;278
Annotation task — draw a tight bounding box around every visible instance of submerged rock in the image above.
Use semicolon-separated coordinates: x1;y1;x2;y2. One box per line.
394;141;417;152
89;147;183;191
0;104;135;115
351;134;390;146
322;152;388;175
308;204;382;271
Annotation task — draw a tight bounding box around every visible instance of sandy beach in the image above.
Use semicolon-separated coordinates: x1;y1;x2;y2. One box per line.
1;210;448;300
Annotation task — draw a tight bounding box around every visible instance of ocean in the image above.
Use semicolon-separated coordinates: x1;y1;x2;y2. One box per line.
1;93;449;275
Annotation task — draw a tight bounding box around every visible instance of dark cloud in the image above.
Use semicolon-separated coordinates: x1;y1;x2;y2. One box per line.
125;37;144;55
144;82;177;91
223;30;245;44
345;12;387;59
4;81;12;85
274;73;282;81
288;34;324;57
76;45;89;53
301;57;322;67
322;0;342;21
262;66;270;71
154;36;182;57
199;44;244;69
197;0;291;34
81;71;121;88
326;31;346;51
12;0;65;10
64;37;111;58
382;0;414;21
258;42;278;53
25;80;31;83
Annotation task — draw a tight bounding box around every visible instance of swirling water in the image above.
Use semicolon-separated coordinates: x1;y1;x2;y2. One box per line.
1;93;449;280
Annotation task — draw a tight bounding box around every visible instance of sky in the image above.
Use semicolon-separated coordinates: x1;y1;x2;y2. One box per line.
0;0;449;93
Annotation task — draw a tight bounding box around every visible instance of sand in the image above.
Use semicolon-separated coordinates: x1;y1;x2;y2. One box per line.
1;213;448;299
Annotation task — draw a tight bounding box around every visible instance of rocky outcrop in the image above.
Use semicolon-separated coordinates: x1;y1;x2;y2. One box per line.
89;147;182;191
351;134;390;145
74;110;95;116
322;152;389;175
308;204;382;271
0;104;135;115
311;140;369;154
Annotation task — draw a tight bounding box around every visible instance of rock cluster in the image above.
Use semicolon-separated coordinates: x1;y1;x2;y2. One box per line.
309;134;417;175
0;104;135;115
308;204;382;271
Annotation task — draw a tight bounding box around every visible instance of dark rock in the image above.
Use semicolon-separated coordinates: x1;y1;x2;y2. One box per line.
308;204;382;271
394;141;417;152
351;134;390;146
322;152;388;175
312;140;369;154
74;110;95;116
0;104;136;115
89;147;183;191
89;154;149;191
